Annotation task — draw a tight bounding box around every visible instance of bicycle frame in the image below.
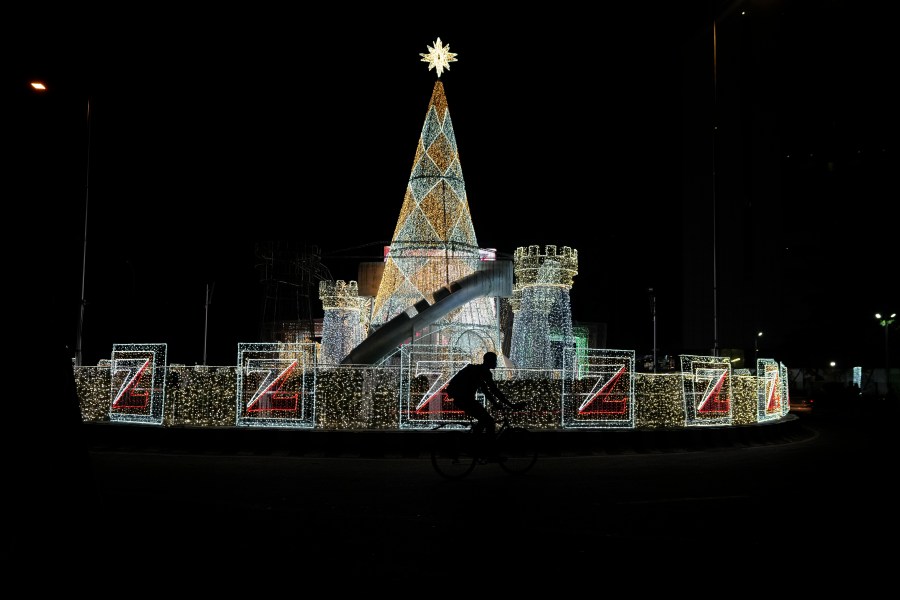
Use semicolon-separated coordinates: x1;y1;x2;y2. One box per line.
430;405;537;479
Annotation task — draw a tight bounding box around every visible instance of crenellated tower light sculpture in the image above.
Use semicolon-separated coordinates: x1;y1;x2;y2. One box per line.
319;280;367;366
510;245;578;373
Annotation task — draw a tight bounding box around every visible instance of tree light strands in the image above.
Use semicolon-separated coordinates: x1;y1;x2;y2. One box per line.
420;37;457;77
370;79;500;364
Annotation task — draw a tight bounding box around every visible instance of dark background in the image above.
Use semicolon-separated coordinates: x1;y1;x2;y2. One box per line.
6;1;896;368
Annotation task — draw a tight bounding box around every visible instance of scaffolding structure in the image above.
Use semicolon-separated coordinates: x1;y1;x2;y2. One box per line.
255;241;332;344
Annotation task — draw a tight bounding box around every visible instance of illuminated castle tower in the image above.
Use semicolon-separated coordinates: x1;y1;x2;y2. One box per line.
318;280;368;365
510;245;578;371
369;44;501;362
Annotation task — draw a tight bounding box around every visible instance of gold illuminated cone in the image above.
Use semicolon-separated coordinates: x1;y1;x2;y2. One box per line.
370;80;500;360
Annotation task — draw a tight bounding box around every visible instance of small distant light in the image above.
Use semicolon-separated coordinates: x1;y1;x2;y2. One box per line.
30;82;47;91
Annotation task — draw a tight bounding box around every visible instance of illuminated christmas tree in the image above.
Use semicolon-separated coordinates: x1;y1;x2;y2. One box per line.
370;40;501;363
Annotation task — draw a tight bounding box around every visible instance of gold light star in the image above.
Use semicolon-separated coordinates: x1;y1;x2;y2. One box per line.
420;37;457;77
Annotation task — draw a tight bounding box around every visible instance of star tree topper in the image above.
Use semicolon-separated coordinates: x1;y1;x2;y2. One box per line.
420;37;457;77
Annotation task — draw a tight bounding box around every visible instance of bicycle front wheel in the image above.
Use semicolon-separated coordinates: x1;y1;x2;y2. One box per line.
496;427;538;475
431;430;477;480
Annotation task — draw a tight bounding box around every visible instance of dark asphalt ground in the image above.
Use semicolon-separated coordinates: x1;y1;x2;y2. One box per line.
16;401;895;593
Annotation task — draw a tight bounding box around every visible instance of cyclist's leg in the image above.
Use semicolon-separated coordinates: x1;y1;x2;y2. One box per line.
454;396;496;458
470;405;498;457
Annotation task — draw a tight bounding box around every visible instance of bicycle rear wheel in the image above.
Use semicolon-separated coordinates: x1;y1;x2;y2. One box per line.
496;426;538;475
431;430;477;480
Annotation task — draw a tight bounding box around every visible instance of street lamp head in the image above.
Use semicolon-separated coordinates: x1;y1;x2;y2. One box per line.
876;313;896;327
875;312;894;395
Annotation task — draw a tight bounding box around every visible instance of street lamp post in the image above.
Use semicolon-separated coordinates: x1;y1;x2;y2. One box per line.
876;312;896;395
75;98;91;367
30;81;91;366
203;282;215;366
649;288;657;373
754;331;763;364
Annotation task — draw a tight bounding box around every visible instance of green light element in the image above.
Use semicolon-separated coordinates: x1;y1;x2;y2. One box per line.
876;312;896;327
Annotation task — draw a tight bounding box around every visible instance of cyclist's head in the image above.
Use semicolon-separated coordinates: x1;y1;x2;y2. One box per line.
483;352;498;368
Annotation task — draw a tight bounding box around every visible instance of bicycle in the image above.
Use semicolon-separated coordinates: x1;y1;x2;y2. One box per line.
430;404;538;479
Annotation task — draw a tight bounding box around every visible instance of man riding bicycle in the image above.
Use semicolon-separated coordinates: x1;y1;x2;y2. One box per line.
444;351;525;461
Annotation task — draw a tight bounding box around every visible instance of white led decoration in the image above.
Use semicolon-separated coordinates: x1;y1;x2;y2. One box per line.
562;348;635;428
319;280;366;366
235;343;316;428
680;355;733;426
108;343;167;425
755;358;787;422
70;38;797;436
368;76;500;366
510;245;578;373
420;37;457;77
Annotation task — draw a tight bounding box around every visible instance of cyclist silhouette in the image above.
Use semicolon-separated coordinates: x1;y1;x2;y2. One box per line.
444;351;525;461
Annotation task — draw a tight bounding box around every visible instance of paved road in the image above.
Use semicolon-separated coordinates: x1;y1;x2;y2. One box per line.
18;407;894;592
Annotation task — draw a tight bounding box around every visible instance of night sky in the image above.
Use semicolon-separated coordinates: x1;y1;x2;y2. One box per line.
8;2;896;368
